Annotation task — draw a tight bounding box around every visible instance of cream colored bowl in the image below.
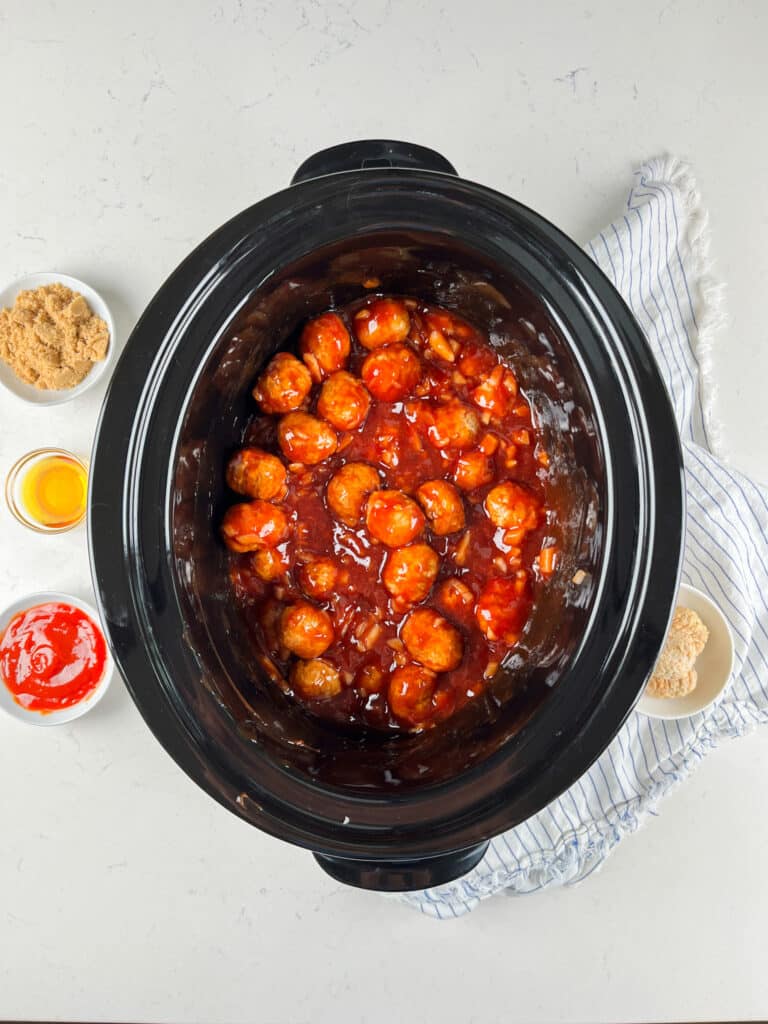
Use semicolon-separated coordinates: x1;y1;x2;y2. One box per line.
0;272;115;406
0;592;113;726
637;583;735;720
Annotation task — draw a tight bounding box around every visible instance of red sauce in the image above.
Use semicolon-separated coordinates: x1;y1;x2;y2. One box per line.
221;296;559;733
0;602;107;713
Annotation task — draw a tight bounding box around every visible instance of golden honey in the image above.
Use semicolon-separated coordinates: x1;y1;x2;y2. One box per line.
19;454;87;528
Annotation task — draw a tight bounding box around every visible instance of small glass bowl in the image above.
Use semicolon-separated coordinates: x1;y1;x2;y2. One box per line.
5;447;88;534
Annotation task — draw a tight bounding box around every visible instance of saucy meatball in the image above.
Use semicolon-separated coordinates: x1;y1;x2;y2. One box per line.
226;447;287;501
470;363;518;418
436;577;475;623
388;664;438;727
354;298;410;349
365;490;425;547
291;658;342;700
298;557;339;598
280;601;335;659
415;480;465;535
401;608;463;672
299;312;351;381
484;481;540;531
326;462;380;526
221;500;289;553
356;663;386;694
453;450;495;492
278;412;338;465
426;400;480;451
252;547;289;582
382;544;439;607
361;344;421;402
252;352;312;414
316;371;371;431
475;575;530;643
457;342;497;380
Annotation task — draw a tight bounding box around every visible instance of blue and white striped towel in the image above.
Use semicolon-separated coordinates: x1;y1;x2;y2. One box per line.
402;156;768;919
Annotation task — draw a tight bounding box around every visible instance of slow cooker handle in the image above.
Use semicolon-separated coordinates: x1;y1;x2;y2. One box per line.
313;841;489;892
291;139;458;185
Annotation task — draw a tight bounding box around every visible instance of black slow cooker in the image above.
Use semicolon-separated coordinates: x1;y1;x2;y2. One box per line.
89;141;684;891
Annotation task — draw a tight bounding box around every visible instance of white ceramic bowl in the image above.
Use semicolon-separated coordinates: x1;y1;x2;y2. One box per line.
0;591;113;726
0;272;115;406
637;583;735;720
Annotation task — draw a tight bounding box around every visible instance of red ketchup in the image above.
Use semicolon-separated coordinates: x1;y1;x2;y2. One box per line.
0;602;107;713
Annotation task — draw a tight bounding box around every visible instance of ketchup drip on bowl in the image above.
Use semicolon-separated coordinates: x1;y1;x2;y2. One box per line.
221;296;560;733
0;602;107;713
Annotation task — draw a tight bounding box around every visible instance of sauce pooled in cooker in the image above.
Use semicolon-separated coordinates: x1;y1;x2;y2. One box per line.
220;296;559;732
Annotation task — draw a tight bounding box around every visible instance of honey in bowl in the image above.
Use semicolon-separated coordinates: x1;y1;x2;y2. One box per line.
21;454;86;527
5;448;88;532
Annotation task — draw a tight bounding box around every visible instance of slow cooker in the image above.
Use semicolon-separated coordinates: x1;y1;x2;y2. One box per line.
89;140;684;891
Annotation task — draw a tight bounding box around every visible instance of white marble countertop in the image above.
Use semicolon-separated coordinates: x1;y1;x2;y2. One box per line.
1;1;766;1021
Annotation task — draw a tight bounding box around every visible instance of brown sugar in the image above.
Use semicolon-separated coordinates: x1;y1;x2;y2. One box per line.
0;283;109;390
646;605;709;698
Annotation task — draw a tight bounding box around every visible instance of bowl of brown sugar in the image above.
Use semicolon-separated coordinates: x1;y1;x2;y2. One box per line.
0;272;114;406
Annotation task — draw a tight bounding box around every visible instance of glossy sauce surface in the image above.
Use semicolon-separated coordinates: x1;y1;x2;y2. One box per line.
0;602;107;713
222;297;558;732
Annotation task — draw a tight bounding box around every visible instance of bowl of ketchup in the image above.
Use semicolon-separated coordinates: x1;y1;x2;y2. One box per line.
0;592;113;725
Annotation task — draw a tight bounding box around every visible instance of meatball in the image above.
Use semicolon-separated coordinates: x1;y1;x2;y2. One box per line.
453;450;495;492
436;577;475;623
353;298;410;350
251;546;289;582
426;400;480;451
226;447;287;500
457;342;497;380
252;352;312;414
484;481;540;531
356;663;386;695
470;363;518;418
365;490;425;547
291;658;342;700
401;608;463;672
221;500;289;553
361;344;421;402
280;601;335;659
326;462;380;526
415;480;465;536
278;412;338;465
475;575;531;644
298;557;339;598
382;544;439;607
299;312;351;381
388;664;438;727
317;371;371;431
